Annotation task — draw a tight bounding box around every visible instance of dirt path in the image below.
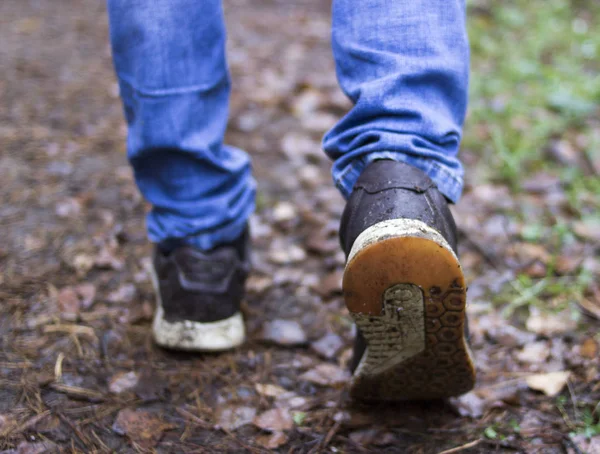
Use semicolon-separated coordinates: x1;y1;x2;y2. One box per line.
1;1;599;452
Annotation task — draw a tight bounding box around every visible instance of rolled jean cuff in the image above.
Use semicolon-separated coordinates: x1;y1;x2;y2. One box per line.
334;151;464;203
150;199;255;252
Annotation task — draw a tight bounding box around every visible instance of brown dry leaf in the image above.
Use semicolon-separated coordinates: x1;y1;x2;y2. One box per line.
262;319;308;346
12;441;57;454
526;371;571;396
305;232;338;255
246;275;273;294
253;408;293;432
0;414;17;435
349;428;379;446
554;255;582;275
109;371;139;394
299;363;350;387
578;297;600;320
516;243;552;264
569;434;600;454
57;287;80;316
580;338;598;359
255;383;287;398
257;431;289;449
215;406;256;431
450;381;523;418
112;409;172;449
75;283;96;309
311;333;344;359
523;261;547;278
573;219;600;243
526;307;577;336
315;270;343;298
94;247;124;270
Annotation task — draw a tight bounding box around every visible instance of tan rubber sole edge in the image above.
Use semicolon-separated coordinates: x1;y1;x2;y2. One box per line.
344;219;476;401
149;267;246;352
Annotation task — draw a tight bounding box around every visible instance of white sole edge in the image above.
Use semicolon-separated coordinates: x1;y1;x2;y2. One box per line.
152;306;245;351
149;266;246;351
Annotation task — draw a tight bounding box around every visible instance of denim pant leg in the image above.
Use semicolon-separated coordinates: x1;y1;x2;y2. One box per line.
107;0;255;251
324;0;469;203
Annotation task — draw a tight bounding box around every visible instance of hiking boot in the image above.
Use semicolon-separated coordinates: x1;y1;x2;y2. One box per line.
340;160;475;401
150;229;250;351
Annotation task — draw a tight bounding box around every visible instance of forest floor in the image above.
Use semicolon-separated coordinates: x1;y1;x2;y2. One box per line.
1;0;599;452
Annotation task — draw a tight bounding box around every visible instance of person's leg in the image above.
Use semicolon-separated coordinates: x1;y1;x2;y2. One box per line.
107;0;255;251
107;0;254;351
330;1;475;401
325;0;469;203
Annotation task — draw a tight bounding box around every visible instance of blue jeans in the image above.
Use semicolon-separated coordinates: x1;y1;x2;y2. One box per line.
107;0;469;250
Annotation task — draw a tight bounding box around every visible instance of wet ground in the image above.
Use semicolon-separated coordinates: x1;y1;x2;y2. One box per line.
1;0;599;452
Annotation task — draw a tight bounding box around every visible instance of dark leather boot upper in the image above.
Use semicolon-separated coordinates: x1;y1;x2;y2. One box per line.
339;160;461;372
340;160;458;257
153;229;250;323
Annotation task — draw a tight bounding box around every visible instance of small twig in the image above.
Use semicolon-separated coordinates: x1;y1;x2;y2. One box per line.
320;420;341;452
176;407;212;430
43;324;96;338
49;383;105;402
56;412;92;450
54;352;65;381
438;439;481;454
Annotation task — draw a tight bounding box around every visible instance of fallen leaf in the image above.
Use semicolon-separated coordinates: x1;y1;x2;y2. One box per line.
305;232;338;255
0;414;16;433
516;341;550;365
109;371;139;394
262;320;308;346
274;392;308;410
573;219;600;243
272;201;297;224
310;333;344;359
107;284;137;304
580;338;598;359
12;441;57;454
349;428;379;446
526;371;571;396
578;297;600;321
253;408;293;432
526;307;577;336
55;198;81;218
216;406;256;431
112;409;172;449
246;275;273;294
255;383;287;398
314;270;343;298
57;287;80;317
450;381;523;418
75;283;96;309
299;363;350;387
554;255;582;275
257;431;289;449
268;243;306;265
94;247;124;270
569;434;600;454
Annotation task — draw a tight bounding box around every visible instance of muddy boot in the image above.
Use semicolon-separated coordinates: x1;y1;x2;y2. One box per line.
150;229;250;351
340;160;475;401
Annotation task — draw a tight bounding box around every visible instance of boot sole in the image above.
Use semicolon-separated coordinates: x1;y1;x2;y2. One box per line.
343;219;475;401
150;268;246;352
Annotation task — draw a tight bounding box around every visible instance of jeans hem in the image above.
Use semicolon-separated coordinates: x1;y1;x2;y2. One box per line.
334;152;464;203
